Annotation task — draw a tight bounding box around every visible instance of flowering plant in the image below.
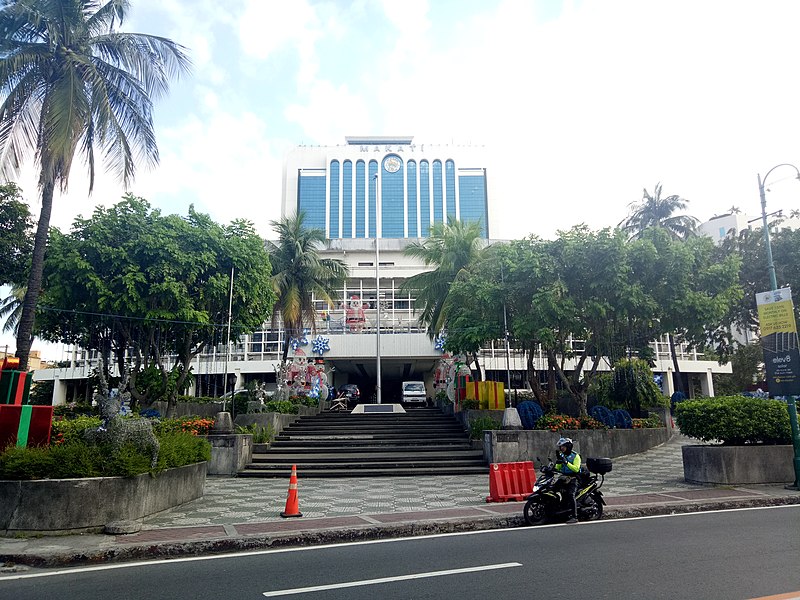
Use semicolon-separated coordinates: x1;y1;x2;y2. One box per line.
534;413;607;431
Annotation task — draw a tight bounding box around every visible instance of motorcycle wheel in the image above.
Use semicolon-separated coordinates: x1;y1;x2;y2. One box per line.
580;493;604;521
523;497;548;526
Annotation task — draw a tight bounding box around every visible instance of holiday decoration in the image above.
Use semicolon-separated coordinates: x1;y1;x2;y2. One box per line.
312;335;330;355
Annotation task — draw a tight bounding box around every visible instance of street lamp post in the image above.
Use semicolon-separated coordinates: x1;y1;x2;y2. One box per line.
373;173;382;404
757;163;800;490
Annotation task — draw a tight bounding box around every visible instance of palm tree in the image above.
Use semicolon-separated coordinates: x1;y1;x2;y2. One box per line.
619;183;698;241
402;217;484;344
0;284;24;334
268;212;348;361
0;0;191;369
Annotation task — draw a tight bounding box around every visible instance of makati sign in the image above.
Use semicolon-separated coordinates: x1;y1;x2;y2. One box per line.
757;287;800;396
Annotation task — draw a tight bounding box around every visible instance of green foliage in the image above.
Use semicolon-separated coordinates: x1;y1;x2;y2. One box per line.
176;395;223;404
713;341;764;396
293;395;320;408
27;380;54;405
468;417;500;440
633;414;664;428
435;390;449;403
461;399;479;410
535;413;607;431
52;403;97;418
0;182;33;286
610;358;667;414
0;431;210;480
588;373;613;406
51;415;102;445
265;400;299;414
235;423;276;444
152;417;215;436
675;396;791;445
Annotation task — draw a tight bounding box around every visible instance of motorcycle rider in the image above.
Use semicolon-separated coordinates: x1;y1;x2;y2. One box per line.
555;436;581;523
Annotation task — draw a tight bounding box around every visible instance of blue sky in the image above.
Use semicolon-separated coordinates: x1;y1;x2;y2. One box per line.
6;0;800;357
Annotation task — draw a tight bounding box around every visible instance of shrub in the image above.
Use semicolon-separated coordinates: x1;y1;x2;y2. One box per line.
236;423;276;444
51;415;102;445
53;403;97;418
152;416;215;436
266;400;299;414
460;399;479;410
610;358;668;413
675;395;791;445
632;414;664;428
435;390;450;404
535;413;606;431
468;416;500;440
0;431;210;480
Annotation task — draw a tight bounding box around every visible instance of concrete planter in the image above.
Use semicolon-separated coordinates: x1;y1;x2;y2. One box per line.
682;444;795;484
483;427;671;464
0;461;207;535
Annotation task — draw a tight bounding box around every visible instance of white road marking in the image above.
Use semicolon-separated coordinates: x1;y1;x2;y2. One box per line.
261;562;523;597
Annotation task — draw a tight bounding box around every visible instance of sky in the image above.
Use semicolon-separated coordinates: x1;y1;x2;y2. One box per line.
5;0;800;359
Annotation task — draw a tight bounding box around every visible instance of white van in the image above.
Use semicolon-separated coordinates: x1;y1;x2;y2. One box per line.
401;381;427;404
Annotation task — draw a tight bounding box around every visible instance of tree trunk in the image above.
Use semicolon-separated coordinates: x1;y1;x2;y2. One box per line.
470;351;483;381
15;180;55;370
668;333;685;395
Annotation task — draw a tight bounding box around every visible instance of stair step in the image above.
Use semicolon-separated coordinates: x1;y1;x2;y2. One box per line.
251;450;485;463
238;466;490;478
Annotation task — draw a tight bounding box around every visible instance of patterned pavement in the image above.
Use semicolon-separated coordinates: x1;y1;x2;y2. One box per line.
141;433;698;529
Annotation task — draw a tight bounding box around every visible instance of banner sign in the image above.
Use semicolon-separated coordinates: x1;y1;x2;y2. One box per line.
757;287;800;396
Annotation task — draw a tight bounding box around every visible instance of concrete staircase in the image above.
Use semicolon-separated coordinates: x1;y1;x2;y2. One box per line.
238;407;489;478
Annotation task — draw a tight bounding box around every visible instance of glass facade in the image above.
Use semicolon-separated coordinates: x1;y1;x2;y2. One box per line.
295;145;488;240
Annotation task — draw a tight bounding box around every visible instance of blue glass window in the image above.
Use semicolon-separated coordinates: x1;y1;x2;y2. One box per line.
298;173;326;231
432;160;443;225
458;174;488;238
343;161;353;237
445;160;456;220
356;161;366;237
368;160;378;237
407;161;418;236
329;160;340;238
419;160;430;237
381;155;404;238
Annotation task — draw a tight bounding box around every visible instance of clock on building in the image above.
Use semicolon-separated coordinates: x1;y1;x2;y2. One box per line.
383;156;401;173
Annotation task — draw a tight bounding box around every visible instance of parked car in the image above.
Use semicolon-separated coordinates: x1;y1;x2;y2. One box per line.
339;384;360;404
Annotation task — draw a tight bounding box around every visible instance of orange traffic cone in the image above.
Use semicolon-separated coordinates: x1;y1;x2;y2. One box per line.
280;464;303;518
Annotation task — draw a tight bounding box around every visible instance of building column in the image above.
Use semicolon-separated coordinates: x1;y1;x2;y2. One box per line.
664;368;675;397
700;369;715;397
51;375;67;406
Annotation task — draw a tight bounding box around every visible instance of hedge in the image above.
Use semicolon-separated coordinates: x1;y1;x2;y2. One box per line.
675;395;791;445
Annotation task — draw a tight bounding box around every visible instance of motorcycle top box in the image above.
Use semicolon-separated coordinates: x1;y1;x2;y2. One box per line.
587;457;613;474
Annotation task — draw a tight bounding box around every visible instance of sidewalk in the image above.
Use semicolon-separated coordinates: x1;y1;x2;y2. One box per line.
1;434;799;570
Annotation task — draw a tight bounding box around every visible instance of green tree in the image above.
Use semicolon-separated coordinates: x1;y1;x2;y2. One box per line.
37;196;274;415
0;182;32;285
0;283;24;334
620;183;699;241
268;212;348;361
712;341;764;396
402;218;484;336
0;0;190;369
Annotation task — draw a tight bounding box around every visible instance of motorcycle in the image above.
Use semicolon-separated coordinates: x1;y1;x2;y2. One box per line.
522;456;612;526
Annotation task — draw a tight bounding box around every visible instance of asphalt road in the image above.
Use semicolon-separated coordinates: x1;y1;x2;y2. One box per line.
3;506;799;600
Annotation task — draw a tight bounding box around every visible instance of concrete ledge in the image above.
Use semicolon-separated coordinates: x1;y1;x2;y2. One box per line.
484;427;671;464
682;444;795;484
0;462;207;535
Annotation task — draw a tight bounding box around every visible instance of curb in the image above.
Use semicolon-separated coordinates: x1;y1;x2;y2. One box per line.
3;494;799;569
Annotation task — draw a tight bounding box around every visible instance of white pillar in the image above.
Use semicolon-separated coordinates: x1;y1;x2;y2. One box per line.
664;368;675;397
51;375;67;406
700;369;715;397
